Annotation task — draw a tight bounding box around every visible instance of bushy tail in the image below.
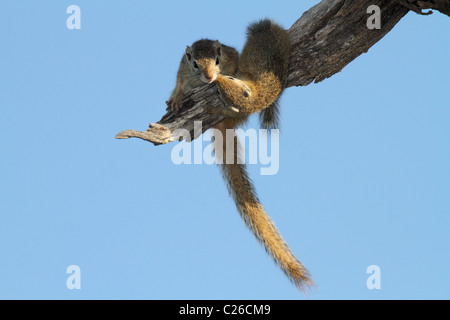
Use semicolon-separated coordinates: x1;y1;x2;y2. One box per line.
259;99;281;130
214;119;313;290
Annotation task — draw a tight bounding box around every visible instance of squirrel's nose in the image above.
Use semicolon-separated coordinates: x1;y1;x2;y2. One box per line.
204;74;217;83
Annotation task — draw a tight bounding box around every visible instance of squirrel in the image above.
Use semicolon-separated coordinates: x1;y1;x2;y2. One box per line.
212;19;313;290
167;39;239;112
169;19;312;290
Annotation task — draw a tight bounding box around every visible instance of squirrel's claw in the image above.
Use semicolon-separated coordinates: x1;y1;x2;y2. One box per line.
207;101;240;117
168;94;183;113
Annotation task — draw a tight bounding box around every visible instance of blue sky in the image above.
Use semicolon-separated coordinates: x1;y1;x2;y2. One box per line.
0;1;449;300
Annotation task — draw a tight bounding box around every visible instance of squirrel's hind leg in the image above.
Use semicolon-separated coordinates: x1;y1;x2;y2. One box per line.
214;74;261;115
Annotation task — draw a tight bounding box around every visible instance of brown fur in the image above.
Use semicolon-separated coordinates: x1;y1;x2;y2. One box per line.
215;19;291;115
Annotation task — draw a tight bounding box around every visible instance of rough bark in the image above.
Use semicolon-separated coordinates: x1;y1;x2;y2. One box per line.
115;0;447;145
286;0;408;87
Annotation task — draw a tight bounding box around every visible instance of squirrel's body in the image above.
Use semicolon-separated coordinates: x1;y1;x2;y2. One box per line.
215;20;291;120
171;19;312;290
168;39;239;112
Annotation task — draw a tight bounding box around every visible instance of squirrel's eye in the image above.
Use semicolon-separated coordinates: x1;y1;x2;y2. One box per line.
193;61;198;69
216;58;220;65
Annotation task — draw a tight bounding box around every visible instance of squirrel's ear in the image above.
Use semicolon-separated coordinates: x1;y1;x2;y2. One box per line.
185;46;192;61
213;40;222;56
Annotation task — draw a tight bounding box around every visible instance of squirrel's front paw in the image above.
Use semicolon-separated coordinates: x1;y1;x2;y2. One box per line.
207;94;240;117
168;94;183;113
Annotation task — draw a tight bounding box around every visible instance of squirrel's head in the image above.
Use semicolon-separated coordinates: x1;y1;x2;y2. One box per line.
185;40;222;84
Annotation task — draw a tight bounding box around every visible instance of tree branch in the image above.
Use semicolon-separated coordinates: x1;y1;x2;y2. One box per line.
286;0;408;86
396;0;450;16
115;0;444;146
